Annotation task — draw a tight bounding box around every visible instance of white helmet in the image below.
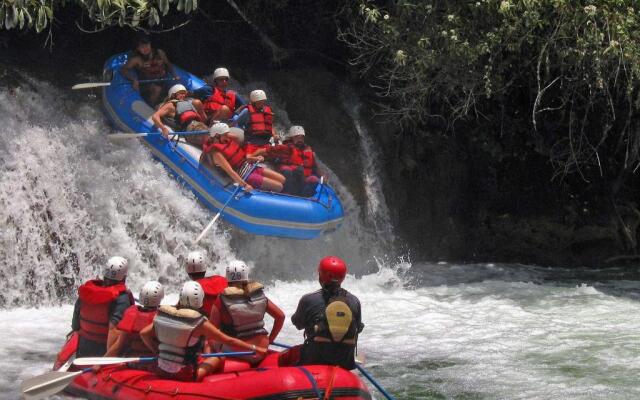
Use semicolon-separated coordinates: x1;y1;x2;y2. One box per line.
287;125;305;139
104;256;128;281
168;84;187;97
229;127;245;143
213;67;229;80
250;89;267;103
139;281;164;308
185;251;206;274
226;260;249;282
179;281;204;309
209;122;230;137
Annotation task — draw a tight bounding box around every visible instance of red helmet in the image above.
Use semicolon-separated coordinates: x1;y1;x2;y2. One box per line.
318;256;347;285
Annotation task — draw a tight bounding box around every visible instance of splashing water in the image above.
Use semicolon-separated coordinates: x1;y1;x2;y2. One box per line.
0;76;236;306
4;72;640;400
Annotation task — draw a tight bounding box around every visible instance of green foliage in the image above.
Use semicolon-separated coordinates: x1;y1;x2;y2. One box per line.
338;0;640;189
0;0;198;32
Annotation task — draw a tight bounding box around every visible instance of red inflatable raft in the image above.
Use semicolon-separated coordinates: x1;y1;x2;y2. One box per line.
53;333;371;400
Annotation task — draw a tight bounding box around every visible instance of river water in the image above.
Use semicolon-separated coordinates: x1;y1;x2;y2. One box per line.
2;74;640;399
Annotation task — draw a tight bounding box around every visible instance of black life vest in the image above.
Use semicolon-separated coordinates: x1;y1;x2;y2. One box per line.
312;291;358;346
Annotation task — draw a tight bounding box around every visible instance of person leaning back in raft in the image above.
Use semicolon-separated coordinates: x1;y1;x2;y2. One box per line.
152;84;209;146
200;122;285;192
253;125;325;196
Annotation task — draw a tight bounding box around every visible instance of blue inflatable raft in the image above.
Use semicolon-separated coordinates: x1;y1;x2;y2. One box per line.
101;53;343;240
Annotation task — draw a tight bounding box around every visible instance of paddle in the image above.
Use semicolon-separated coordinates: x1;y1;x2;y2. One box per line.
271;342;395;400
72;78;175;90
355;364;396;400
194;183;243;244
21;351;254;400
107;130;209;141
194;161;258;244
21;368;92;400
73;351;255;366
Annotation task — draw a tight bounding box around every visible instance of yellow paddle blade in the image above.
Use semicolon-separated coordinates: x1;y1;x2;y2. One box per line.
326;301;353;343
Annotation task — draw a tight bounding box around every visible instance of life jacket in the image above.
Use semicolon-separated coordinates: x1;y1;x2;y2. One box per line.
174;99;201;130
77;280;129;343
207;139;246;170
265;144;293;164
196;276;228;319
220;282;268;339
285;144;315;177
204;87;237;114
312;291;358;346
117;305;157;356
137;49;166;79
246;104;273;137
154;305;206;376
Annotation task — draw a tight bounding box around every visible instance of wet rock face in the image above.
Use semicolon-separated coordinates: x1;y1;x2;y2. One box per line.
361;119;635;267
266;68;366;205
260;64;634;267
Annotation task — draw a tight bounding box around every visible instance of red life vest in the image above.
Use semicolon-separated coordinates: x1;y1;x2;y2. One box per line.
207;140;246;170
196;276;228;319
204;87;237;114
175;100;201;127
137;49;166;79
247;104;273;137
77;280;129;343
286;144;316;177
117;305;157;355
266;144;292;163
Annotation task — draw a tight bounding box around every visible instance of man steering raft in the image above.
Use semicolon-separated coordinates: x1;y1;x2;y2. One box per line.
292;256;364;370
120;33;178;106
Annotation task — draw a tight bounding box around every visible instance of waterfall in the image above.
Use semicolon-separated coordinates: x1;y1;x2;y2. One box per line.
0;71;398;306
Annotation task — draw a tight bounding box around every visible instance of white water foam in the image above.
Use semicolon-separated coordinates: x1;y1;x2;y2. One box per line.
0;76;237;306
6;261;640;399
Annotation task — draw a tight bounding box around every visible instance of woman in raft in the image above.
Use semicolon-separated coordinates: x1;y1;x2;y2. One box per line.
200;122;285;192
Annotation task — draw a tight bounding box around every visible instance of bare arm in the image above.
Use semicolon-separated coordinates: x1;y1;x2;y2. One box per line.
106;323;120;350
140;323;158;354
120;57;141;90
247;148;268;158
209;305;221;328
152;103;175;137
104;330;128;357
212;152;252;190
266;299;285;343
199;321;267;356
192;99;207;122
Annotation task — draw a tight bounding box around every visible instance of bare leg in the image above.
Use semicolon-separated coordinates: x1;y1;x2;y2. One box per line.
262;168;286;184
260;177;284;192
196;357;224;381
211;105;232;121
